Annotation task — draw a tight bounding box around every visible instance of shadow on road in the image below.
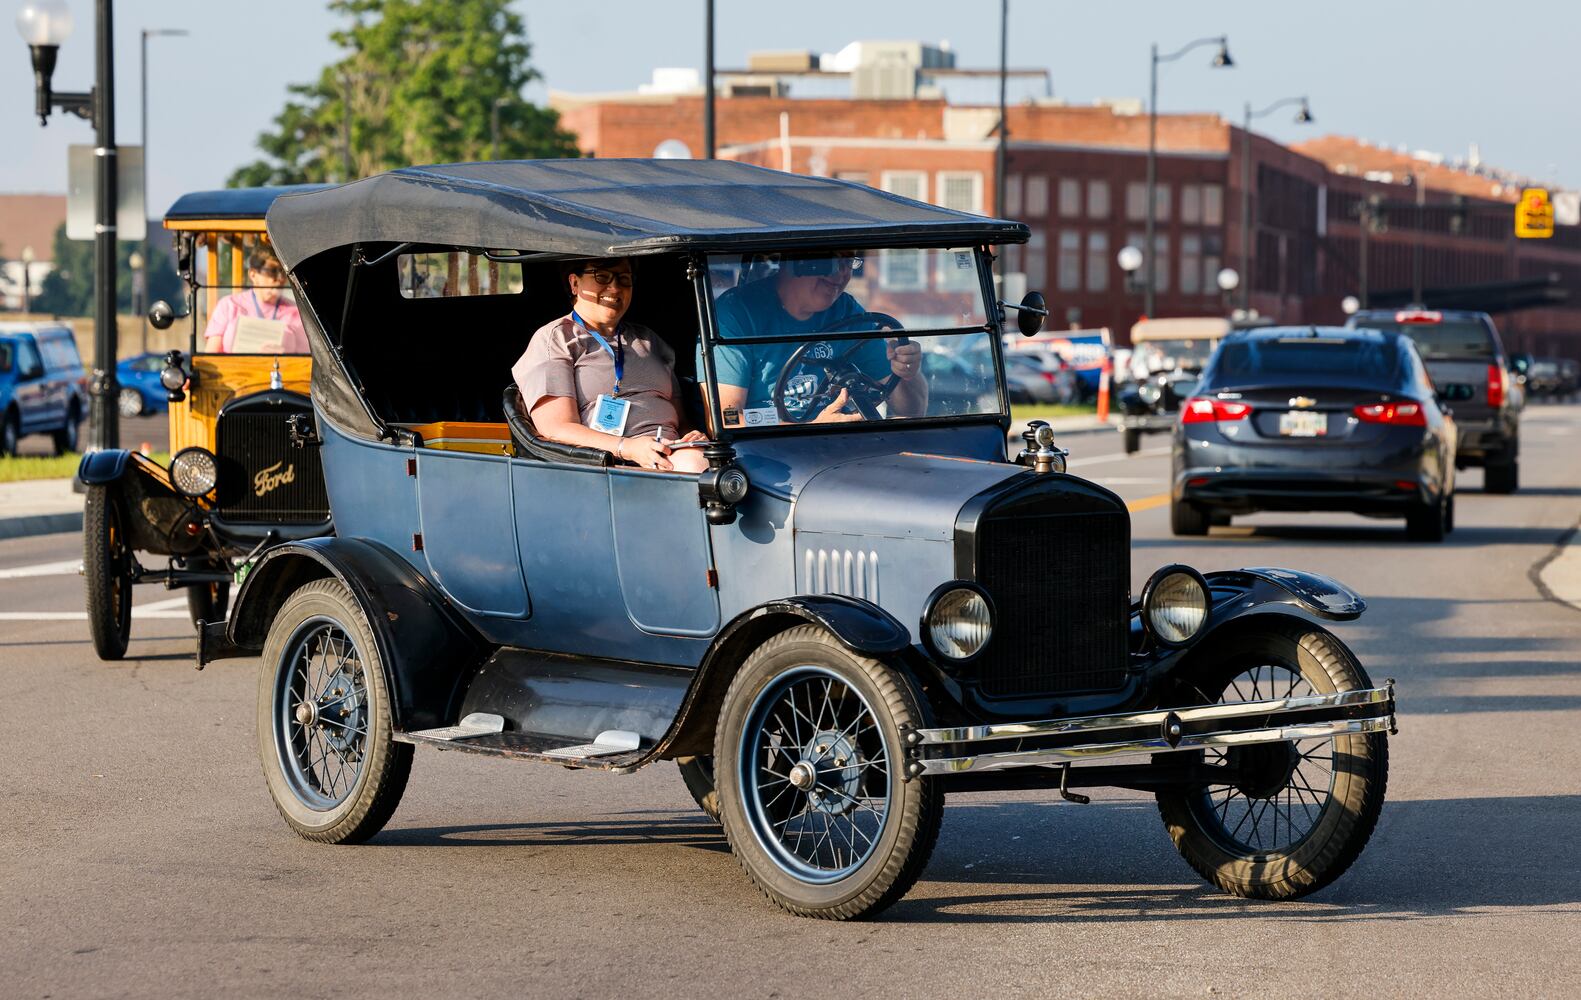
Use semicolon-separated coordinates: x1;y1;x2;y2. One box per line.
373;814;729;853
1134;523;1570;548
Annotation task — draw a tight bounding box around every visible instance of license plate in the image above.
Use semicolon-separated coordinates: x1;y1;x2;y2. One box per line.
1279;411;1328;437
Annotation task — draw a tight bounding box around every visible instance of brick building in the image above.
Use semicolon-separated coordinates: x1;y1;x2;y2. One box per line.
0;193;64;311
552;49;1581;354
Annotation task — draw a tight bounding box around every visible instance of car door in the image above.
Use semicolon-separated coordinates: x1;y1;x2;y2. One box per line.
11;336;48;433
413;446;530;621
608;468;721;636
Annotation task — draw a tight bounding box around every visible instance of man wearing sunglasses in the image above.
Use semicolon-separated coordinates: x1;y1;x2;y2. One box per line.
708;251;927;424
201;247;309;354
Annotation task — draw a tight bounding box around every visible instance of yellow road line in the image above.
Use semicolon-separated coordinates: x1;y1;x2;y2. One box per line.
1126;492;1172;513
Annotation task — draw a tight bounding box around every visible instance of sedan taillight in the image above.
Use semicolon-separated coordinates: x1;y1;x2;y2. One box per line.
1353;401;1427;426
1181;396;1251;423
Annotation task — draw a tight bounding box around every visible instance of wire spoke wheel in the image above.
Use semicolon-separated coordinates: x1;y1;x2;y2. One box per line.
715;626;943;919
257;579;410;845
274;618;371;811
1154;622;1388;900
739;667;892;883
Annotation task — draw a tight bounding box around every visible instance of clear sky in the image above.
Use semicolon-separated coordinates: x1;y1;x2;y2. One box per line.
4;0;1576;216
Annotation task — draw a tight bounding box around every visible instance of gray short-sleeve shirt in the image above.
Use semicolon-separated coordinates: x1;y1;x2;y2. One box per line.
512;314;683;438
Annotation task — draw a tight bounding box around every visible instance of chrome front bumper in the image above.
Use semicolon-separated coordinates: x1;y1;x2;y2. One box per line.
904;683;1395;776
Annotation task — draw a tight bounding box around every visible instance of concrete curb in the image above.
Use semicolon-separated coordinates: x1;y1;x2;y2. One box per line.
0;512;83;541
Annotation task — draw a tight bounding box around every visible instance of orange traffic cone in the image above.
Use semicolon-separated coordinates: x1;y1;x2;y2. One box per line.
1096;357;1112;423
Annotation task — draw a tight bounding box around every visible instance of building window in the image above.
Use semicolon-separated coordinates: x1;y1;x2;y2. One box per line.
1154;184;1171;222
1057;230;1081;291
1058;178;1082;218
1087;180;1110;219
1180;234;1202;294
1025;176;1049;216
1203;184;1224;225
1023;230;1047;288
881;170;927;202
1086;231;1109;292
1004;174;1022;217
1153;234;1170;293
936;171;984;215
1125;182;1147;221
1180;184;1202;224
1202;232;1223;293
834;171;870;186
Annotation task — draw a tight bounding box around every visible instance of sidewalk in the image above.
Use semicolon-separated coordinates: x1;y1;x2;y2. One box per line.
1538;521;1581;615
0;478;84;541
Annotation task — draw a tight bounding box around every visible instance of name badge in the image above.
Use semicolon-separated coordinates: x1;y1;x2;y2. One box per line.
589;394;631;435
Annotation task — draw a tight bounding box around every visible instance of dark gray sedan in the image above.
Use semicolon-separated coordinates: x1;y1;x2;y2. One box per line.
1171;326;1458;541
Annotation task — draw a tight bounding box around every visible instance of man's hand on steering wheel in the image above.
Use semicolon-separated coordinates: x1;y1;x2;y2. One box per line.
887;338;922;383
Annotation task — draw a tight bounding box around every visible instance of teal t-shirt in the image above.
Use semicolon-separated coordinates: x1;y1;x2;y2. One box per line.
703;278;890;417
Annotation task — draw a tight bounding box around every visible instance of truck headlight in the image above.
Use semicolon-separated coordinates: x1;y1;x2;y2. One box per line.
1142;565;1210;645
170;447;218;498
923;583;994;663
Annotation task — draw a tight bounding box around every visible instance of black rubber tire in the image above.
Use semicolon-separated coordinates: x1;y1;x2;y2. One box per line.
1171;496;1210;536
1155;621;1389;900
1405;494;1446;542
52;401;80;456
1484;459;1518;494
187;575;231;629
1;408;18;457
1122;428;1141;454
714;625;944;920
257;578;412;844
675;756;721;823
83;484;133;660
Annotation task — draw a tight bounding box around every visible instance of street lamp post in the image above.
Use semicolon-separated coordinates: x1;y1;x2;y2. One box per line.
1146;35;1232;319
702;0;715;159
18;0;120;451
141;26;187;343
127;250;144;352
1240;96;1312;309
20;246;36;313
995;0;1008;220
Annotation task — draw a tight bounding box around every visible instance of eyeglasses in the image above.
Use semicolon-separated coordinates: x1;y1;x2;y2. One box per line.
580;269;634;288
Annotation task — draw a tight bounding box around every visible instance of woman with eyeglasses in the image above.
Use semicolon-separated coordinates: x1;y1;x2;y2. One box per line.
512;257;709;472
200;247;309;354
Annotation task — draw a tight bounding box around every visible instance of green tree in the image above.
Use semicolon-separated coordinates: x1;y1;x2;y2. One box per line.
32;223;181;317
229;0;580;186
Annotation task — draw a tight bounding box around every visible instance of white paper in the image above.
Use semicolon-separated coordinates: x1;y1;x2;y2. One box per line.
232;315;288;354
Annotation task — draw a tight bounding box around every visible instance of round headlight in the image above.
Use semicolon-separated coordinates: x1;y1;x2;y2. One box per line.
1143;565;1210;645
160;364;187;391
170;447;218;498
1138;382;1163;405
924;584;994;662
717;466;750;504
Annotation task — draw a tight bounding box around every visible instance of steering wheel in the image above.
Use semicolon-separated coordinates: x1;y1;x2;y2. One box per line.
770;312;908;424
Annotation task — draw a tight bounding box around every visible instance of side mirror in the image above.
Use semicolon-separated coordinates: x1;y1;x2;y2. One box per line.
148;300;177;330
1016;291;1047;337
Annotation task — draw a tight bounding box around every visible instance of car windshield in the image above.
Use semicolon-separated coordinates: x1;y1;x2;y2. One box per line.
1134;337;1217;372
1206;337;1404;388
1356;317;1492;360
702;249;1002;428
191;231;308;356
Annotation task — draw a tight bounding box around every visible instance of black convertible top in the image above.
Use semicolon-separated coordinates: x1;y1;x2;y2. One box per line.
266;158;1027;267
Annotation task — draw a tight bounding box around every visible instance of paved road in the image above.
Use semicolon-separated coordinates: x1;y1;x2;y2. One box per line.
4;408;1580;998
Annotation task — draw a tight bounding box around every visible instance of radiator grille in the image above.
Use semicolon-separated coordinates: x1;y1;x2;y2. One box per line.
215;406;329;524
974;510;1129;697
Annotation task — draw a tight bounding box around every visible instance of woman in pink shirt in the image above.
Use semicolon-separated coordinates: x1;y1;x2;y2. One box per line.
201;249;309;354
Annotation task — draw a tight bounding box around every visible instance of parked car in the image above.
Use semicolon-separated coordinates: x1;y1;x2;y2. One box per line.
1007;329;1111;400
197;159;1395;920
76;184;333;660
115;352;174;417
0;322;88;456
1558;358;1580;401
1347;308;1520;493
1001;351;1070;404
1116;317;1231;454
1172;326;1459;541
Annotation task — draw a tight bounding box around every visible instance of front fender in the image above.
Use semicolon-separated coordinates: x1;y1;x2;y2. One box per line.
77;448;133;485
211;537;484;731
656;594;914;758
1205;567;1365;621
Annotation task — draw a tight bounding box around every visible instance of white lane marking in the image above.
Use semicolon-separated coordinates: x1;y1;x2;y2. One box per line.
1067;445;1171;468
0;559;81;580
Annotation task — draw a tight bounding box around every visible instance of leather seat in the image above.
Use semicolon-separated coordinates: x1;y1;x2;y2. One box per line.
502;385;613;467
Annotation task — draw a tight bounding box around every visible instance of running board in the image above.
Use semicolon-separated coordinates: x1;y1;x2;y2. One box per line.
397;729;648;772
904;682;1395;777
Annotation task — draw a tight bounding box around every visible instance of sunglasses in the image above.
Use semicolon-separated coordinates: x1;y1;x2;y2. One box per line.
580;269;634;288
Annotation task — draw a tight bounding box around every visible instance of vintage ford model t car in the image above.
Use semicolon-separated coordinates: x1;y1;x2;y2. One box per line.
198;160;1395;919
76;186;333;659
1115;317;1235;455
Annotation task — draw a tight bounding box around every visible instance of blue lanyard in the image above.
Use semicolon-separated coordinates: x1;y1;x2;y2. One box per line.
572;311;623;392
250;290;280;321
